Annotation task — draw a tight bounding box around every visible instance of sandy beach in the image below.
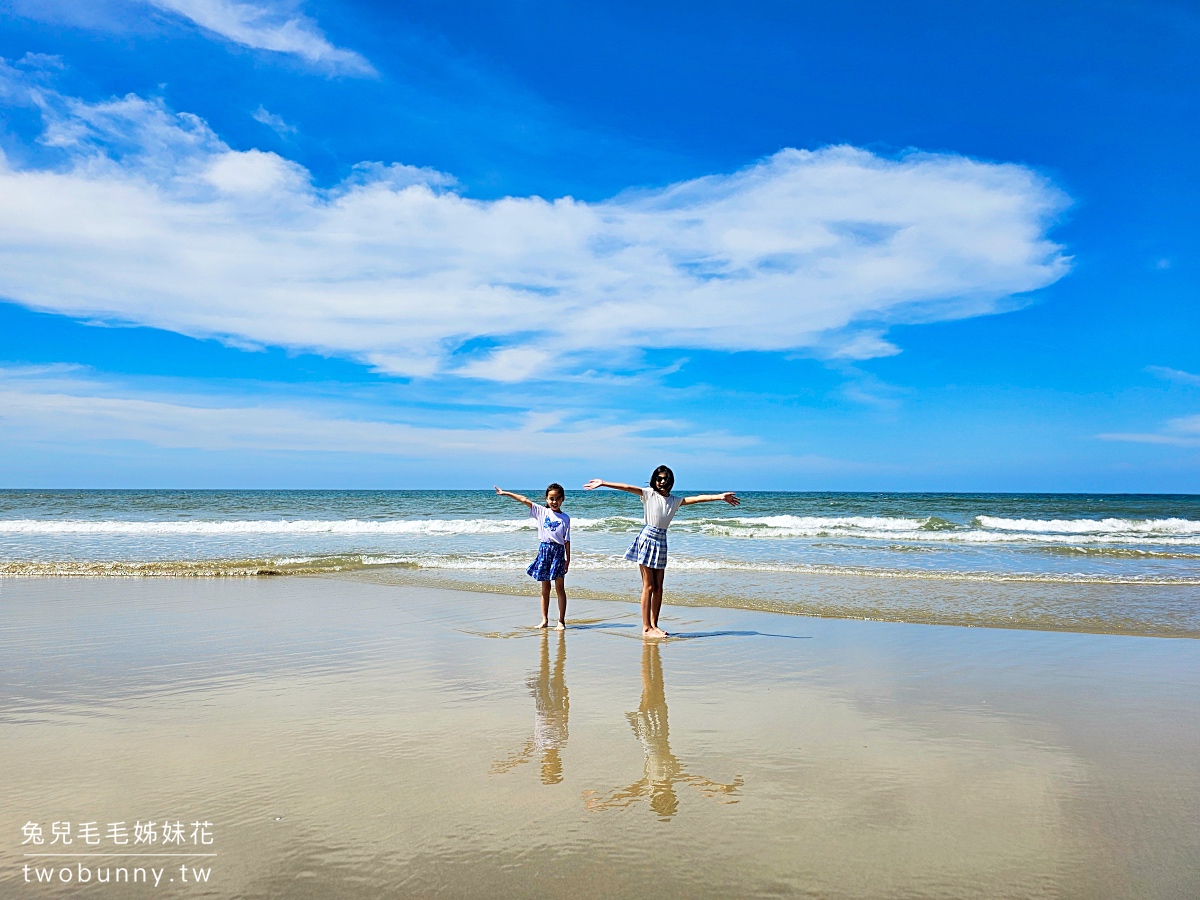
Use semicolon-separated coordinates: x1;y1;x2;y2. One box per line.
3;575;1198;898
4;0;1198;895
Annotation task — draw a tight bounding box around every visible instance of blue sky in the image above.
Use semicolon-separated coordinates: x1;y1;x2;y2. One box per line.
0;0;1196;490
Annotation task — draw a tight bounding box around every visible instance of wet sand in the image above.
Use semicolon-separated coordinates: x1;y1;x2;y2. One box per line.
2;576;1198;898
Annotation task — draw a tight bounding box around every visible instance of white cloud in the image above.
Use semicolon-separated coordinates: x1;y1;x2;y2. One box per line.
454;348;555;383
0;365;751;457
1168;415;1200;435
202;147;304;193
252;104;297;137
144;0;374;75
1099;414;1200;448
0;73;1071;382
1102;370;1200;445
1147;366;1200;387
823;330;901;360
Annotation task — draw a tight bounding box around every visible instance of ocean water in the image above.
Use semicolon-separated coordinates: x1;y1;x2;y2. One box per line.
2;490;1199;636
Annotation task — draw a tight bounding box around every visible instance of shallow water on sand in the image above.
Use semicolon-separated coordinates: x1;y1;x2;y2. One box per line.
2;576;1197;898
4;490;1200;636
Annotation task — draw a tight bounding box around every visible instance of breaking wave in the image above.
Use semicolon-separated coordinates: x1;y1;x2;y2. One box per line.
974;516;1200;535
6;513;1200;541
0;517;538;536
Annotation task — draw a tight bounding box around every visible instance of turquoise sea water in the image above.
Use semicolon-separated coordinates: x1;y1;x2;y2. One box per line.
2;490;1199;636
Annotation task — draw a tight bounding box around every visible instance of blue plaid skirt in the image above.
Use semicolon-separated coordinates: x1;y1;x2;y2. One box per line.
624;525;668;569
527;541;567;581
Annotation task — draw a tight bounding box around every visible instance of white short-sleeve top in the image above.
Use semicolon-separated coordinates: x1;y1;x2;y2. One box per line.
530;503;571;545
641;487;684;530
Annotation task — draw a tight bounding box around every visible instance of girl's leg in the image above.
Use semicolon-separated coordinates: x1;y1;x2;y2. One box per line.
539;581;551;628
648;568;667;636
639;565;656;635
552;577;567;629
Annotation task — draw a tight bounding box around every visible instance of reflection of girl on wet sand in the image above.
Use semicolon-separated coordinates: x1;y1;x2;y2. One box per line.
491;630;569;784
584;642;742;819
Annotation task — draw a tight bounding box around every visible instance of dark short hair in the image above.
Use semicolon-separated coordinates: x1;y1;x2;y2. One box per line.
545;483;565;499
650;465;674;493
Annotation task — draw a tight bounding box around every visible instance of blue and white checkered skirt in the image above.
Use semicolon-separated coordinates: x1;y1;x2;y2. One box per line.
624;524;668;569
527;540;567;581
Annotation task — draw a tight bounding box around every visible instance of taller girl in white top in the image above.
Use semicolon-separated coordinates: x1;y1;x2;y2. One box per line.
585;466;739;638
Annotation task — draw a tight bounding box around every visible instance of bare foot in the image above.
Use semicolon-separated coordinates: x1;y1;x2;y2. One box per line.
555;621;566;631
643;626;668;639
537;620;549;629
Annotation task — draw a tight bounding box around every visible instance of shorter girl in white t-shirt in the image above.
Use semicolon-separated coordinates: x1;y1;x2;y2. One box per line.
495;483;572;630
584;466;739;638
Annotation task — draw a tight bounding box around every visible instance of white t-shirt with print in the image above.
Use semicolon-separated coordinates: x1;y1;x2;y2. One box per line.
641;488;684;530
530;503;571;545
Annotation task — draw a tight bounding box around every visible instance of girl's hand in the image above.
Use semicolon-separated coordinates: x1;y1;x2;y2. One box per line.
583;479;604;490
494;485;503;495
722;492;741;506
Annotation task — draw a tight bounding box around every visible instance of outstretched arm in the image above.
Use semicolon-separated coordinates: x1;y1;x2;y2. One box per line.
681;492;740;507
490;739;536;775
494;486;534;508
683;772;745;801
583;479;644;498
581;778;651;811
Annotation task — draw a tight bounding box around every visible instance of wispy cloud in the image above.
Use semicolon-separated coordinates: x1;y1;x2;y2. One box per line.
822;330;902;361
251;104;297;137
832;365;909;409
1098;413;1200;448
0;67;1071;382
144;0;374;75
1095;368;1200;445
0;365;752;458
1147;365;1200;386
454;348;554;383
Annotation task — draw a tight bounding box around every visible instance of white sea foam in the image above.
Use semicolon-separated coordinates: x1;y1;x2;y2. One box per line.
3;513;1200;545
0;514;948;537
0;515;649;536
975;516;1200;535
330;551;1200;583
6;551;1198;585
699;515;928;532
683;515;932;537
0;518;537;536
674;516;1200;545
